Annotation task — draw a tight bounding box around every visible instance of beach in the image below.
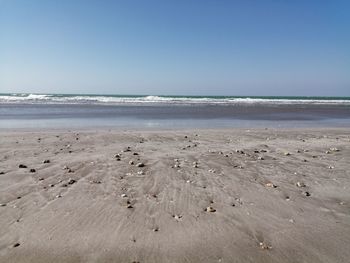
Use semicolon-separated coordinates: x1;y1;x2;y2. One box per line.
1;128;349;263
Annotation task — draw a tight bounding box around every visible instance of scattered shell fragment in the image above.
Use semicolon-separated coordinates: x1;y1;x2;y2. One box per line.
19;164;27;168
265;183;277;188
136;162;145;167
205;206;216;212
173;214;183;221
259;242;272;250
304;191;311;197
13;243;20;248
29;168;36;173
284;152;291;156
121;194;127;198
330;147;339;152
129;160;134;165
296;182;305;187
90;180;101;184
43;159;50;164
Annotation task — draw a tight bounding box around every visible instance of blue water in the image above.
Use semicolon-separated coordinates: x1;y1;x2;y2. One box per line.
0;93;350;129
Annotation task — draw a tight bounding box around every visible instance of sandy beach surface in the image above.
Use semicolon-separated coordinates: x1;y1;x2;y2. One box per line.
0;128;349;263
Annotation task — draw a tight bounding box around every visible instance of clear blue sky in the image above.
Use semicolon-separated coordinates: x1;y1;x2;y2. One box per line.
1;0;349;96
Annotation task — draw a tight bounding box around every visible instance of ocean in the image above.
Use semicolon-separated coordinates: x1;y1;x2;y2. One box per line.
1;93;350;129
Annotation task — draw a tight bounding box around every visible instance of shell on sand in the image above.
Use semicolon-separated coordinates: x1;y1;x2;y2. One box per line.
205;206;216;212
265;182;277;188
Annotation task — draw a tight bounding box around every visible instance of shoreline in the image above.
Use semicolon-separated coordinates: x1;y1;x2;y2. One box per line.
1;128;350;262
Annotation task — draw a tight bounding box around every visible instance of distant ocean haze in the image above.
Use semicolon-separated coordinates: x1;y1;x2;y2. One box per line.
0;93;350;129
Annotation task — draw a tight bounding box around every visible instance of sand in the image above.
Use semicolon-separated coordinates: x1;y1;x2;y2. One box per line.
0;128;350;263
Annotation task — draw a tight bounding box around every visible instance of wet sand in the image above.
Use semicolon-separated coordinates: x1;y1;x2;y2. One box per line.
0;128;350;263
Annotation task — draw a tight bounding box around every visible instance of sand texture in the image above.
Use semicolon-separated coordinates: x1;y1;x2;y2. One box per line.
0;128;350;263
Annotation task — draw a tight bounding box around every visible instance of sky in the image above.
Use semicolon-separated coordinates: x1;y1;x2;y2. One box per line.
0;0;349;96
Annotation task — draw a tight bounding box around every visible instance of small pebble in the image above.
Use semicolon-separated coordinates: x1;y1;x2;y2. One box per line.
43;160;50;164
19;164;27;168
29;169;36;173
68;179;76;185
123;147;131;152
13;243;20;248
129;160;134;165
0;203;6;207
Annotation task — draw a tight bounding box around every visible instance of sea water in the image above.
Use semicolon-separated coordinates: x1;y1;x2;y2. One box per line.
1;93;350;129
